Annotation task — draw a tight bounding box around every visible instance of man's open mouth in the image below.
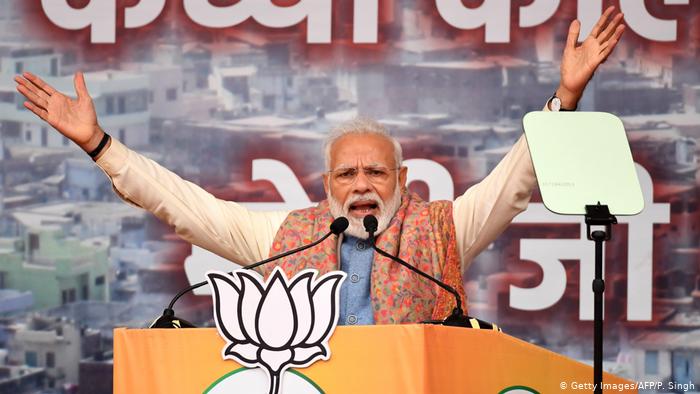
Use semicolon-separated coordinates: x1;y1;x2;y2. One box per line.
348;200;379;216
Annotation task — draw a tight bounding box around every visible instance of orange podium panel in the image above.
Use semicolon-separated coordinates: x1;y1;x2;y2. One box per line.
114;324;636;393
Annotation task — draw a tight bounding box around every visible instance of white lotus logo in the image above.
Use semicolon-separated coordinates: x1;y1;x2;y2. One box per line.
207;267;346;394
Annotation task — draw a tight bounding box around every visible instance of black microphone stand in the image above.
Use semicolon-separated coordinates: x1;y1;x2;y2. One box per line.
363;215;499;330
150;217;349;328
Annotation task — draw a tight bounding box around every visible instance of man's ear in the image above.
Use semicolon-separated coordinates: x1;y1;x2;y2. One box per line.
398;166;407;191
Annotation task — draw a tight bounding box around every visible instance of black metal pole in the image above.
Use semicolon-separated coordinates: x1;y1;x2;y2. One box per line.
592;230;606;394
585;203;616;394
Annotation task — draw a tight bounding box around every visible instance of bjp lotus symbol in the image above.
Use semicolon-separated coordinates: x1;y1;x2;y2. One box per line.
206;267;346;394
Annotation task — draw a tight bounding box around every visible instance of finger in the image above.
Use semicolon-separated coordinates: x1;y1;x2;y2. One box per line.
24;101;48;122
590;6;615;38
600;25;625;55
74;71;90;100
16;84;48;109
566;20;581;49
597;13;623;44
14;76;50;102
599;45;614;62
613;24;625;41
23;71;57;96
599;35;620;62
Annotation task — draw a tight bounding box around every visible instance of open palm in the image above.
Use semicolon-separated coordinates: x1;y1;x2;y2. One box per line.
559;7;625;100
15;72;101;150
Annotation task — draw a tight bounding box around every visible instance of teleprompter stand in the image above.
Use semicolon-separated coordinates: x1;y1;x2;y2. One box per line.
523;111;644;393
585;203;617;394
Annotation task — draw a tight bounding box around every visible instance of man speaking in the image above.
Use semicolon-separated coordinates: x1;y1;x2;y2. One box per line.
14;9;624;325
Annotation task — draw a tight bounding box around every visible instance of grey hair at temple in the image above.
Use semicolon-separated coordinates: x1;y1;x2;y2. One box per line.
323;117;403;171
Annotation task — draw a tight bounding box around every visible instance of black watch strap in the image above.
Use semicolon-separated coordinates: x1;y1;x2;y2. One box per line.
551;91;577;111
88;133;111;158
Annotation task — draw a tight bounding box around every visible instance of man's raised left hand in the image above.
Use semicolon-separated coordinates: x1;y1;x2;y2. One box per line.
557;6;626;109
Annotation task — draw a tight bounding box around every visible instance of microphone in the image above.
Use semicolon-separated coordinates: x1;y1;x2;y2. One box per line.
364;214;378;244
150;216;349;328
363;215;500;330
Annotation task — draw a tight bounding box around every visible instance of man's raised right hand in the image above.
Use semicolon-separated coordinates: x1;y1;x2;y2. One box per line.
14;71;105;154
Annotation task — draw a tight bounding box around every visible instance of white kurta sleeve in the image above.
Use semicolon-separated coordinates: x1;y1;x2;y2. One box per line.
95;138;290;265
452;134;537;272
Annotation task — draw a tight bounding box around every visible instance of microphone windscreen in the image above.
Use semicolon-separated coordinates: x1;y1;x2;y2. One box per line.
330;217;349;235
363;215;378;233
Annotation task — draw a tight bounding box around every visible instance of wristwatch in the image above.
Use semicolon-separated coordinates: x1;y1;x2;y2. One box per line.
547;92;577;112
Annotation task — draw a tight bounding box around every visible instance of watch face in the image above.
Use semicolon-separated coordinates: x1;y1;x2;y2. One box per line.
551;96;561;112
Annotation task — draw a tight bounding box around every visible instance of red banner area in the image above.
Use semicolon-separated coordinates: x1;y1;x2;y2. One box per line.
22;1;700;47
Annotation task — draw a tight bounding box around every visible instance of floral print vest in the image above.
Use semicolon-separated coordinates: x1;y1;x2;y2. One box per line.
261;192;466;324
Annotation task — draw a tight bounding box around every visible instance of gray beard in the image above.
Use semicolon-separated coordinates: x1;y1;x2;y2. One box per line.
328;186;402;239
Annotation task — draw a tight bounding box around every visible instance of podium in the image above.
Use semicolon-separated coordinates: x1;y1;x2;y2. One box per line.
114;325;635;393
